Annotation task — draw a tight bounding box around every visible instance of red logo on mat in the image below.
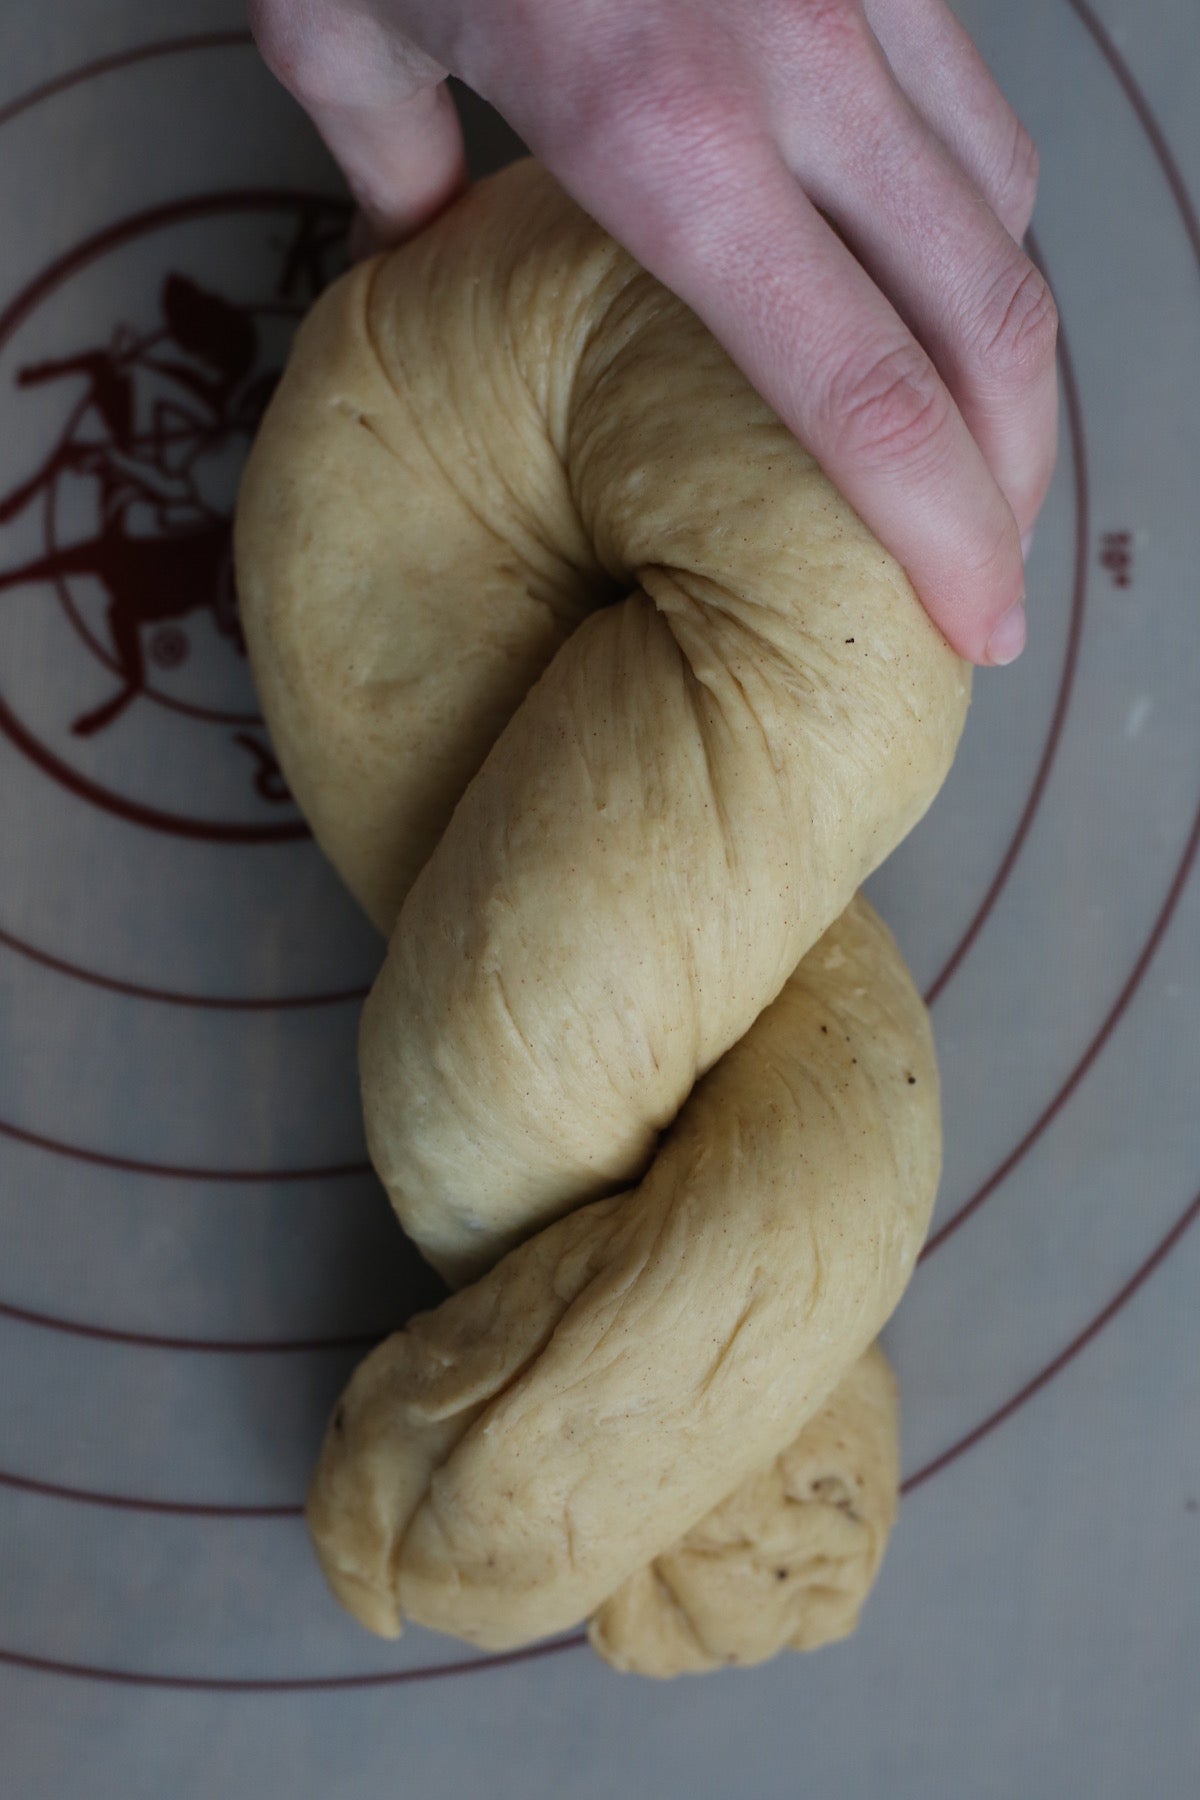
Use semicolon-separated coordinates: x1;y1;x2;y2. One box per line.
0;192;348;840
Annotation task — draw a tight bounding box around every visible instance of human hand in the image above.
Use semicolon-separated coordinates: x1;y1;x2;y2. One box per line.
250;0;1057;665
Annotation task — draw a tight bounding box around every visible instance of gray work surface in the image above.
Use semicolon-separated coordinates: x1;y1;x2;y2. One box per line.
1;3;1197;1796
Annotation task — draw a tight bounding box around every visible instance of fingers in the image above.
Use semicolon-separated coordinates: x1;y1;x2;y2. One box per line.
570;136;1027;663
778;47;1059;554
864;0;1041;241
248;0;1054;663
249;0;466;245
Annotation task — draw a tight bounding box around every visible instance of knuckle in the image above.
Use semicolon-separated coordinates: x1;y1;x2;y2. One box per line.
547;39;675;154
800;0;870;57
823;343;952;471
786;0;876;96
972;262;1059;383
627;72;741;161
581;22;748;162
554;54;754;234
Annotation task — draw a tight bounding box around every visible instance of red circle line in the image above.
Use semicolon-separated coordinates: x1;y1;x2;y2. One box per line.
0;1117;371;1183
0;1468;298;1520
904;1184;1200;1493
0;681;306;842
0;927;371;1012
0;1298;382;1356
0;1635;587;1694
0;33;254;137
922;775;1200;1258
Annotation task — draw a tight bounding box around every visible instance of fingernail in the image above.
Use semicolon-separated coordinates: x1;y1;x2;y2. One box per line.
986;599;1027;667
1020;528;1035;562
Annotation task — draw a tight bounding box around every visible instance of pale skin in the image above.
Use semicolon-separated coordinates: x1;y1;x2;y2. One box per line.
250;0;1058;666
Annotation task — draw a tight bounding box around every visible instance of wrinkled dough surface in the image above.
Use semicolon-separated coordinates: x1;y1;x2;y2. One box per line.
310;898;933;1651
590;1344;900;1676
235;159;970;1673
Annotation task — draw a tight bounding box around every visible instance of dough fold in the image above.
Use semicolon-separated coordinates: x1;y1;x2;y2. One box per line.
234;158;970;1675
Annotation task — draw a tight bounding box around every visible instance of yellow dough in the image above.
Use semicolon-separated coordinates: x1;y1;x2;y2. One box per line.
234;158;971;1675
589;1343;900;1675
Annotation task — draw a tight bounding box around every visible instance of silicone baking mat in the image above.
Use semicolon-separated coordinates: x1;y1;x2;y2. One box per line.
1;3;1197;1795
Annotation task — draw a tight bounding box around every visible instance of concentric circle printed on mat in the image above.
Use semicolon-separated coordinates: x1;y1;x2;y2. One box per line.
0;5;1199;1689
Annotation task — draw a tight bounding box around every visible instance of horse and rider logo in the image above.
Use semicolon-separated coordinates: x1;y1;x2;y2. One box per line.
0;192;348;839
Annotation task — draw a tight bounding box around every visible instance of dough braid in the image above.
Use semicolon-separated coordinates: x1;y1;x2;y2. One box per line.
235;160;970;1676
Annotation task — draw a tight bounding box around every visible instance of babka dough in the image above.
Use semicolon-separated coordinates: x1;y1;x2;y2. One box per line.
235;158;970;1674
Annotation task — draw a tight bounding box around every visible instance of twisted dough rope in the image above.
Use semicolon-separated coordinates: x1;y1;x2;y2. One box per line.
235;159;971;1676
